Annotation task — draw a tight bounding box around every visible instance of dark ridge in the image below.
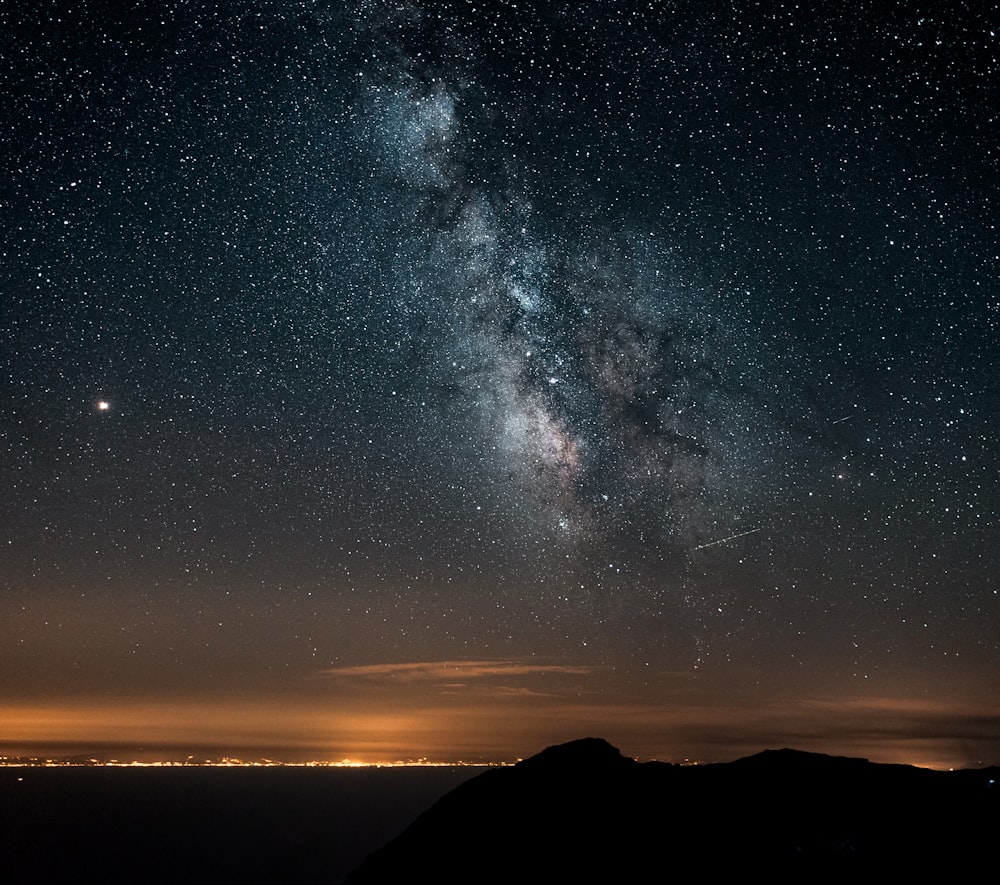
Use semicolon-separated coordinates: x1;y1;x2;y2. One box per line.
346;740;1000;883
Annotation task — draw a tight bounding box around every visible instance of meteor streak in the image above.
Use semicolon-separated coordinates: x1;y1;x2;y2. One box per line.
693;527;762;550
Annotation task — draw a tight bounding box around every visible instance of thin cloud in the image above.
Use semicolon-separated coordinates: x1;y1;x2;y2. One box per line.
318;660;594;682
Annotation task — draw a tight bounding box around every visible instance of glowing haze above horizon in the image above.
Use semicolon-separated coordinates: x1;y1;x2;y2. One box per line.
2;0;998;770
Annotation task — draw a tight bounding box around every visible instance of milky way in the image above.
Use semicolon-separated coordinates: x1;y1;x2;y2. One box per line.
350;2;855;617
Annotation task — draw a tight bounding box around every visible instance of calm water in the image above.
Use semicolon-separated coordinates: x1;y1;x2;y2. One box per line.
0;766;481;884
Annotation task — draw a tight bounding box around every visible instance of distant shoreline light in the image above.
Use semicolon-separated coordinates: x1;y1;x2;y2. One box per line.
0;757;512;769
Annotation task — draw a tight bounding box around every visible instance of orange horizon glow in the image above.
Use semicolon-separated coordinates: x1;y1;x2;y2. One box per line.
2;682;997;771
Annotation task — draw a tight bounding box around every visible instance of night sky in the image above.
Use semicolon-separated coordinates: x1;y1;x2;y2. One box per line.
2;0;998;768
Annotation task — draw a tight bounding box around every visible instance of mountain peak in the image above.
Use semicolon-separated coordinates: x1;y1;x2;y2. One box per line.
516;737;629;771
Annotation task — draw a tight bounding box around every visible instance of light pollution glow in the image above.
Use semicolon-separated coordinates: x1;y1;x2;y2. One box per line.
2;659;997;770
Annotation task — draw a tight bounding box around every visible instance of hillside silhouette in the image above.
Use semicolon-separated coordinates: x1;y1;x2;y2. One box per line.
346;737;999;883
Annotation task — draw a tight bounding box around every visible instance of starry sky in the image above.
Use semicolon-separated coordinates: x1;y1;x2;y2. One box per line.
2;0;998;768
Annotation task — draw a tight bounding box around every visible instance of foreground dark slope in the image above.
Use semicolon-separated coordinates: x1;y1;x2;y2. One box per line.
346;738;999;883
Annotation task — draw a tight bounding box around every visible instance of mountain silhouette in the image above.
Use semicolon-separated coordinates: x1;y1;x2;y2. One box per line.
346;738;999;883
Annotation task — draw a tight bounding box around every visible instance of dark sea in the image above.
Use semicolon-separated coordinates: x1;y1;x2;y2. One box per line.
0;765;480;884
